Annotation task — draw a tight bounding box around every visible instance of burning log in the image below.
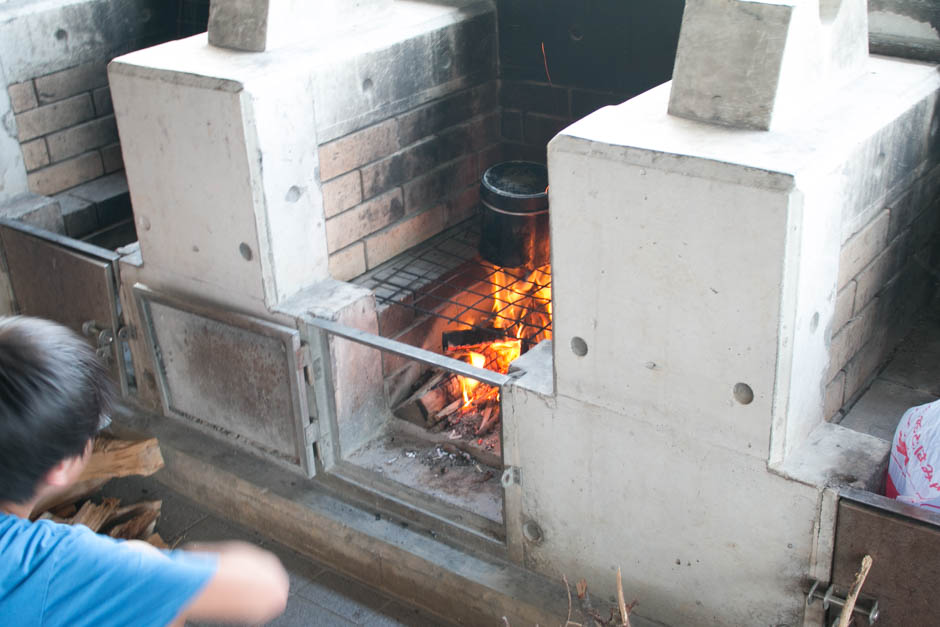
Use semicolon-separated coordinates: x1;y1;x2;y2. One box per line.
442;328;509;352
393;370;459;428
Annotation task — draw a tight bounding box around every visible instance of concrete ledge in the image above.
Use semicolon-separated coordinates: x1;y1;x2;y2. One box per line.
115;408;573;626
772;422;890;491
0;192;64;233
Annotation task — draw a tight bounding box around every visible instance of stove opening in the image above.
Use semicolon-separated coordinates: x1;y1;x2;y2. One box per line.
357;220;551;449
325;220;552;538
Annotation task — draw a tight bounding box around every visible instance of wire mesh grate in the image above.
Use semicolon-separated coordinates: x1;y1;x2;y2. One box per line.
353;221;552;345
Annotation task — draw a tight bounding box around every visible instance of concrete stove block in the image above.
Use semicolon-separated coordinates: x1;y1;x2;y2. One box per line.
111;1;494;310
208;0;393;52
544;54;939;625
110;38;328;312
669;0;869;130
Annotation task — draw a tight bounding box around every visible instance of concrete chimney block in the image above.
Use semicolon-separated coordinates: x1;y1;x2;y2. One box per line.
208;0;393;52
668;0;869;130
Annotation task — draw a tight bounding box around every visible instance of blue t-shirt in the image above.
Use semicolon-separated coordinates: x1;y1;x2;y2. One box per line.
0;513;218;626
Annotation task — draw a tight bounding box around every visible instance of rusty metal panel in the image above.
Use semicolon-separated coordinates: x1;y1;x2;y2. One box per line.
0;221;126;391
135;285;313;474
832;488;940;625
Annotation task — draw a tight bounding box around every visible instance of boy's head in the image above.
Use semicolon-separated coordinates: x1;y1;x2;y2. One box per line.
0;316;114;504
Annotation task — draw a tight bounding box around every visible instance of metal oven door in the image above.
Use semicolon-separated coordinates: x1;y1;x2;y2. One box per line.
823;487;940;626
134;285;316;477
0;219;128;394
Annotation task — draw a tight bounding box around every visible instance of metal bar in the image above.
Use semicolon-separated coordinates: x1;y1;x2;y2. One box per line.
839;486;940;528
0;218;120;262
306;316;512;387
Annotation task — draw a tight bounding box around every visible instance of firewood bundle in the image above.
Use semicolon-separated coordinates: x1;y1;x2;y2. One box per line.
32;436;168;548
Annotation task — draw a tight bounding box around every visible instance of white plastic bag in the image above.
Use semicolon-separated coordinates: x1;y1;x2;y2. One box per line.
887;399;940;511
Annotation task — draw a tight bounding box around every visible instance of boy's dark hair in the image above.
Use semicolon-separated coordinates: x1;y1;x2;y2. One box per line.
0;316;115;504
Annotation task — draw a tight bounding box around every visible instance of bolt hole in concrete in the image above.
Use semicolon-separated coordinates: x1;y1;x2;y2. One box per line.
571;336;588;356
522;520;543;544
54;28;67;41
733;382;754;405
238;242;253;261
818;0;843;24
285;185;303;202
569;24;583;42
362;78;374;92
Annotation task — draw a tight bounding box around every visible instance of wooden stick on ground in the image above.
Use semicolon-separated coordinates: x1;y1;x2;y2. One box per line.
617;567;631;627
837;554;873;627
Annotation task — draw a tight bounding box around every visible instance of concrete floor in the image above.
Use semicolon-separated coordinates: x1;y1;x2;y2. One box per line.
840;307;940;444
98;475;453;627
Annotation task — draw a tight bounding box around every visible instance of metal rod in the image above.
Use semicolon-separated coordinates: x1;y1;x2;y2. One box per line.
305;316;511;387
806;581;879;625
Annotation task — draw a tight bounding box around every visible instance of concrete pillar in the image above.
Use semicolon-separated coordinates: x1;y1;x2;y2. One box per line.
109;38;329;313
207;0;392;52
668;0;869;130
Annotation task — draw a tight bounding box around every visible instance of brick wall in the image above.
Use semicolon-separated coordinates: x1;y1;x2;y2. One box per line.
3;1;196;200
498;0;685;162
319;82;500;281
825;164;940;420
9;62;121;197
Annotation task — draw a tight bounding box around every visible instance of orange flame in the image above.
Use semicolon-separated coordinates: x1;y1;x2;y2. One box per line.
460;352;486;408
491;264;552;345
446;263;552;424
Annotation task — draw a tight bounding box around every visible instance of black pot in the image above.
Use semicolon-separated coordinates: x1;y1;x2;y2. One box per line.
478;161;549;268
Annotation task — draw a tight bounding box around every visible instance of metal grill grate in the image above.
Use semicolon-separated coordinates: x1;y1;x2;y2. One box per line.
354;221;552;347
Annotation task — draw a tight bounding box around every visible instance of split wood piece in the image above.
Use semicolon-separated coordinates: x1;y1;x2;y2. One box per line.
50;503;78;519
31;477;110;520
71;497;122;533
80;437;165;481
476;406;497;435
435;398;463;422
109;508;161;540
837;554;873;627
146;533;169;549
105;499;163;539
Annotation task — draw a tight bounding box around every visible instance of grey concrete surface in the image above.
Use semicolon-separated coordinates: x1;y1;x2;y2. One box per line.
97;475;453;627
841;308;940;441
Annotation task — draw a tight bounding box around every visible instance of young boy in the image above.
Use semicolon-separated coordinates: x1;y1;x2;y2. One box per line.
0;316;289;626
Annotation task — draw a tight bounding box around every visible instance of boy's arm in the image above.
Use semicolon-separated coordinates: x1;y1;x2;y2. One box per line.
170;541;289;625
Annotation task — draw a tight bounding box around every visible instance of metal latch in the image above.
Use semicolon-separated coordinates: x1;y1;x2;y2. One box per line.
806;580;879;624
82;320;114;365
